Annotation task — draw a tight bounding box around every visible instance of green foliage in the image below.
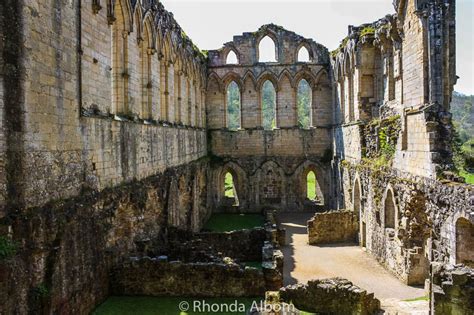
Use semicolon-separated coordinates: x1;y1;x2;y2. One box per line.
0;236;17;260
306;171;317;201
451;92;474;184
226;82;241;130
297;80;311;129
360;26;376;38
330;37;349;57
261;81;276;130
224;172;235;198
379;127;395;158
202;214;264;232
93;296;263;315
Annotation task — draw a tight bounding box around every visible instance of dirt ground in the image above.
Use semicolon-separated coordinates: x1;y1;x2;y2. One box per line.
278;212;429;314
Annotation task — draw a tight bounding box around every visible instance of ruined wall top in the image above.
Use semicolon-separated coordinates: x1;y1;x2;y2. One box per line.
207;24;330;67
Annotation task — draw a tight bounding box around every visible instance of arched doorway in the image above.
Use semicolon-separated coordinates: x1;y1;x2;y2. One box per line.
223;171;239;206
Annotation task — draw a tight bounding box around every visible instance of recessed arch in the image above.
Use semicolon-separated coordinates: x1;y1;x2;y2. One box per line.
258;35;278;62
383;186;397;229
298;162;326;206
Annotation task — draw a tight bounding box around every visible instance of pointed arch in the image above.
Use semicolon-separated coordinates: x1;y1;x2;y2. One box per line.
222;72;243;91
242;70;257;90
294;69;317;88
383;185;397;229
256;71;279;92
225;49;239;65
207;72;223;92
143;12;156;50
140;16;154;119
295;160;328;206
277;69;294;90
109;0;132;31
257;34;278;62
296;42;312;62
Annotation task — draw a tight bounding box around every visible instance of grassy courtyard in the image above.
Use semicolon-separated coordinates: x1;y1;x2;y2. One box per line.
202;213;264;232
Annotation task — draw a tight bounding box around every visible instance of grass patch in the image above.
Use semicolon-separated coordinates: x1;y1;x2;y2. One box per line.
93;296;263;315
307;172;317;200
224;172;235;198
460;170;474;184
202;214;264;232
403;295;429;302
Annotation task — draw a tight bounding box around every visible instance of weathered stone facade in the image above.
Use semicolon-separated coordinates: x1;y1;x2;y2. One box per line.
0;0;472;313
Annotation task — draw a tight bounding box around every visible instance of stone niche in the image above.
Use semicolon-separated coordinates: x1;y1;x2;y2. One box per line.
307;210;359;245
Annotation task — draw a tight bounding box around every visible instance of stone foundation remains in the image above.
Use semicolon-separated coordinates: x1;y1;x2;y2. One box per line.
279;278;381;315
307;210;358;245
430;263;474;314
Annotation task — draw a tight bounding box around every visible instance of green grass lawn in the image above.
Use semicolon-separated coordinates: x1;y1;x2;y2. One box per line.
93;297;263;315
202;213;264;232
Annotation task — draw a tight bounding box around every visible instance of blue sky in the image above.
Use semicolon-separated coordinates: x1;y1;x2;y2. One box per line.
161;0;473;95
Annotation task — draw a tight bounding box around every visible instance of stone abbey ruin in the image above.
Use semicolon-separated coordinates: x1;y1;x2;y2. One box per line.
0;0;473;314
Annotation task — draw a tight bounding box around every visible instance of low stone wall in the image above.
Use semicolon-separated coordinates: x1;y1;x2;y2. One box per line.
307;210;358;245
430;264;474;314
279;278;380;315
196;228;266;261
111;257;266;297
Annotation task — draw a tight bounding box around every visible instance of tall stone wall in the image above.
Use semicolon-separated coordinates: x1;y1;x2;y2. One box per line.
206;24;334;212
340;161;473;285
333;0;456;179
0;1;210;314
0;160;211;314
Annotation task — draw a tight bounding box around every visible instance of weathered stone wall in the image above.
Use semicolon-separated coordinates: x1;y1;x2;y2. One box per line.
279;278;380;315
111;258;266;298
0;0;208;214
196;228;266;262
209;157;332;212
0;1;211;313
339;161;473;285
206;24;334;212
430;264;474;315
333;0;456;179
0;160;210;314
307;210;358;245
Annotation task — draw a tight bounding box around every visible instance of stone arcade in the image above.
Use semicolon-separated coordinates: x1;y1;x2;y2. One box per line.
0;0;472;314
